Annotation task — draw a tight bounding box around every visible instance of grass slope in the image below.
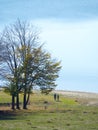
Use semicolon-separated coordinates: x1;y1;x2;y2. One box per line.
0;91;98;130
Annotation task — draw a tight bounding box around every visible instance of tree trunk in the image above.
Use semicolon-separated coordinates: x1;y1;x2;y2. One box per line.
16;93;20;109
12;94;15;110
23;92;27;109
26;93;30;105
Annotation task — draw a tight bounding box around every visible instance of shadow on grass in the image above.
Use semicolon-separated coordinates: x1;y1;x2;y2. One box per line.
0;110;17;120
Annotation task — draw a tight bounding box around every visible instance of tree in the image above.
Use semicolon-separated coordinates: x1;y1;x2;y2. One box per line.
20;46;61;109
0;20;61;109
0;30;22;109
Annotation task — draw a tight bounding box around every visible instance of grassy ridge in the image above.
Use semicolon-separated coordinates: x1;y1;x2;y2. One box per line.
0;91;98;130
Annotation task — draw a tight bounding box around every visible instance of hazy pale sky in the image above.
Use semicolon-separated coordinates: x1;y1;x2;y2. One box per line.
0;0;98;92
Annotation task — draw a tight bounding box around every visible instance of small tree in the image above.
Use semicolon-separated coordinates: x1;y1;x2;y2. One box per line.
0;20;61;109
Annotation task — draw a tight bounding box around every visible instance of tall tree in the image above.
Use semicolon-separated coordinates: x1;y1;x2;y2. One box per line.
19;46;61;109
0;20;61;109
0;31;22;109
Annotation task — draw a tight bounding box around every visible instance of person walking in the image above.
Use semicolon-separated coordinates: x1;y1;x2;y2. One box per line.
54;93;56;101
57;94;59;101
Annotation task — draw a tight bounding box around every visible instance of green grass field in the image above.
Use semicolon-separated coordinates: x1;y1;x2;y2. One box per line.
0;91;98;130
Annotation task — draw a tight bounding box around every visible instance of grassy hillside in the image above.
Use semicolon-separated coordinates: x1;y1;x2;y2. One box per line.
0;90;98;130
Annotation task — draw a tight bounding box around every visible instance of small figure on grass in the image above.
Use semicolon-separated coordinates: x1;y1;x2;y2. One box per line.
44;101;48;110
57;94;59;102
54;93;57;101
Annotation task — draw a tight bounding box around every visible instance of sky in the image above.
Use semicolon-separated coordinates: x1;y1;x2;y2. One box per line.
0;0;98;93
